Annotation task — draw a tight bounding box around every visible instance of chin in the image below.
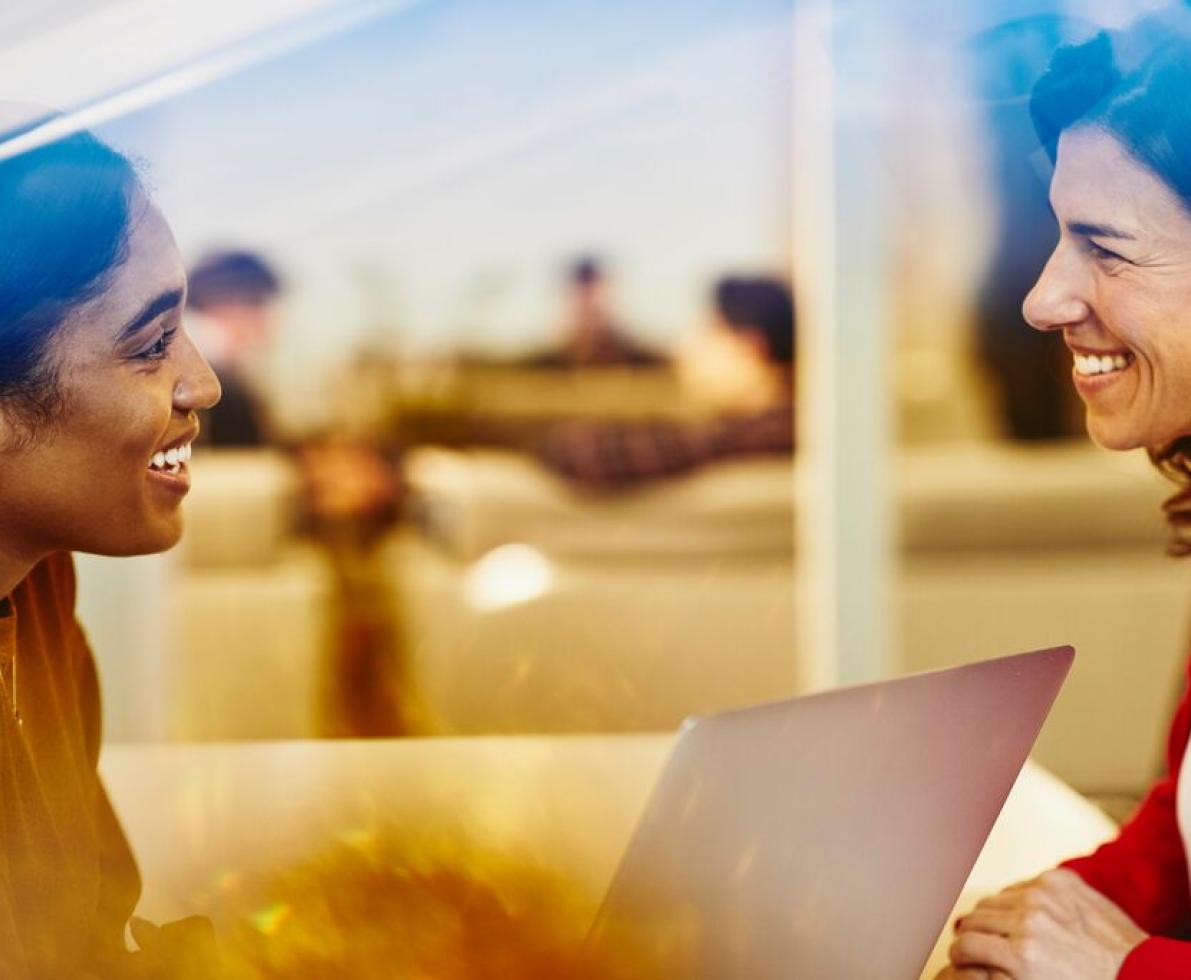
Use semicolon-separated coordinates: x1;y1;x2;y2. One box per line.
137;520;185;555
92;517;185;557
1085;414;1147;453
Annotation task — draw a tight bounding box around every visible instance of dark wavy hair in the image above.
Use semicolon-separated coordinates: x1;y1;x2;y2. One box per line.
187;250;282;311
1030;20;1191;554
0;117;141;442
713;276;796;367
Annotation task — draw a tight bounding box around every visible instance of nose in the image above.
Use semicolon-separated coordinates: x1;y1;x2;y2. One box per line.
1022;242;1092;332
173;331;222;412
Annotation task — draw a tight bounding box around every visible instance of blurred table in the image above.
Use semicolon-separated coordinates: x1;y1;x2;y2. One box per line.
101;737;1115;978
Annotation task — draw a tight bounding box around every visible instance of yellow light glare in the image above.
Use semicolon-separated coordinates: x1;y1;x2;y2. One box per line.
464;544;555;612
251;901;293;936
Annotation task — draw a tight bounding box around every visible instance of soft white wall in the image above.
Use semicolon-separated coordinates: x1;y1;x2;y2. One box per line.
74;552;177;742
89;2;794;388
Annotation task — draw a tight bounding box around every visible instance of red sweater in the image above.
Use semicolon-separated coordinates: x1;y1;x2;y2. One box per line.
1062;656;1191;977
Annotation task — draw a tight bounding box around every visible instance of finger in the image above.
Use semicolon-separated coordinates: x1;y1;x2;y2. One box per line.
936;969;1003;980
974;887;1060;921
955;908;1017;938
950;930;1016;973
160;914;217;953
994;876;1046;895
974;887;1039;909
128;916;162;953
973;891;1023;911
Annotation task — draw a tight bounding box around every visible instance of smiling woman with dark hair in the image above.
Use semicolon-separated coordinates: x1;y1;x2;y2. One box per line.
0;111;221;977
936;12;1191;980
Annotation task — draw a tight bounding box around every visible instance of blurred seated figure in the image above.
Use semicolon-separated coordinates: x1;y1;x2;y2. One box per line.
525;257;665;369
536;276;794;488
186;249;283;447
290;433;410;737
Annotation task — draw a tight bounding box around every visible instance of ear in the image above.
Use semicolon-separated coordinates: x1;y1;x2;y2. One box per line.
0;404;14;453
0;402;32;454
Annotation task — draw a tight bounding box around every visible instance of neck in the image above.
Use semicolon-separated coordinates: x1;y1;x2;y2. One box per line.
752;363;792;408
774;365;794;398
0;541;39;601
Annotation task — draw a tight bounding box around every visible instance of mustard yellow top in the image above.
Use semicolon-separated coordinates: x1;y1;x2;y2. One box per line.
0;552;139;978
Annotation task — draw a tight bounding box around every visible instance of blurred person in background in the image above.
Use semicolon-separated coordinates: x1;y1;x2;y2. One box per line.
525;256;665;368
536;275;794;487
295;427;410;739
0;108;220;976
185;249;282;447
938;13;1191;980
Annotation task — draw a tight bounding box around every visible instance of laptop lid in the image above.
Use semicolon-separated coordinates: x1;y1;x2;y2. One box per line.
586;646;1074;979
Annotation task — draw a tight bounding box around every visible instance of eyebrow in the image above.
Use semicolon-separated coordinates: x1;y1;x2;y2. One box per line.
1066;221;1138;241
115;288;185;344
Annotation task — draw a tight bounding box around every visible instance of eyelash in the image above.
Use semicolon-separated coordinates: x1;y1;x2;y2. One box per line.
1086;240;1124;263
135;327;178;362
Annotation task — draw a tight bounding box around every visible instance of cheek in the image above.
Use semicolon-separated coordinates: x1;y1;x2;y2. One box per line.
44;392;168;504
1125;307;1191;391
71;379;168;456
1095;285;1150;349
1103;276;1191;352
64;418;152;480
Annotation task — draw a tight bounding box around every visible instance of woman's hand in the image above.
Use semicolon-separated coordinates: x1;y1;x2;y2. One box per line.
129;915;223;980
944;869;1146;979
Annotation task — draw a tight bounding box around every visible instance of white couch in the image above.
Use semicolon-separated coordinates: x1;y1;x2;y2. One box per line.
101;442;1191;796
397;443;1191;796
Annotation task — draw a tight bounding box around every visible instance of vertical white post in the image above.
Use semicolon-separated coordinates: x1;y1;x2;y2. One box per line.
793;0;895;690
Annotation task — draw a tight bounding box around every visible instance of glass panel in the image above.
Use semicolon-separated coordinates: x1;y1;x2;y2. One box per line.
32;0;802;742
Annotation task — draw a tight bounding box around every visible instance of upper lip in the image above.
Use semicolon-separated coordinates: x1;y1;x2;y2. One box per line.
1066;343;1133;357
152;425;199;455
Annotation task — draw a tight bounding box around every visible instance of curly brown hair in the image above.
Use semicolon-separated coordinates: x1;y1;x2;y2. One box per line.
1147;441;1191;556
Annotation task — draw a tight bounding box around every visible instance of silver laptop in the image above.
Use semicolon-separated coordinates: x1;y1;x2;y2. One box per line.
586;646;1074;979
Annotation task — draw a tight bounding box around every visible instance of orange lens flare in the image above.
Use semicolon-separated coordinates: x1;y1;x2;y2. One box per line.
216;829;651;979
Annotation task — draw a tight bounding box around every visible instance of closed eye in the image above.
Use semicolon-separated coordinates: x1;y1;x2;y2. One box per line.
1085;239;1126;263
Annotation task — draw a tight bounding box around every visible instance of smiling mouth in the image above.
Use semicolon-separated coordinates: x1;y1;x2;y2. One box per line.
148;441;193;476
1073;351;1134;377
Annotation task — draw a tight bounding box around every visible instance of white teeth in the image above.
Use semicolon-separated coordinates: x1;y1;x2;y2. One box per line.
1074;352;1132;377
149;442;192;471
